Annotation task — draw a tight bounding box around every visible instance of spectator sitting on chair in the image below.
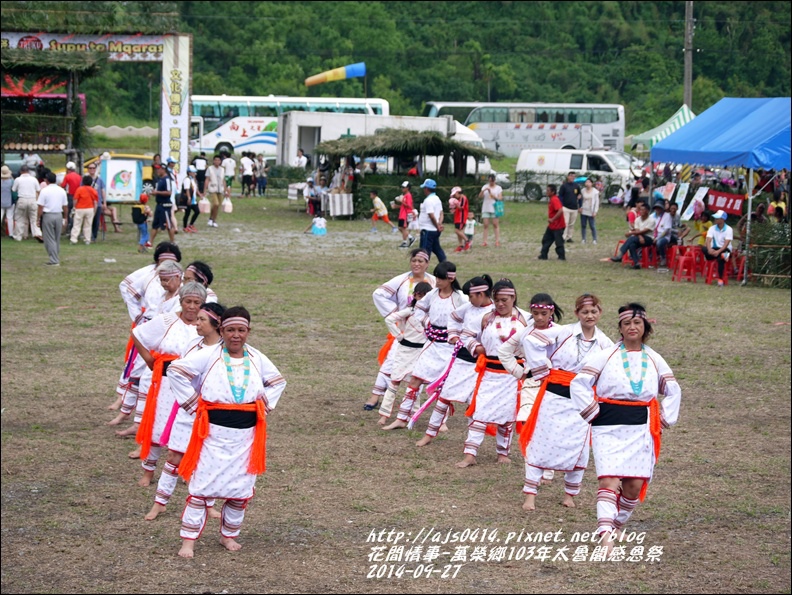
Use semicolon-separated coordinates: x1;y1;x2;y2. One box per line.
610;201;656;269
704;210;733;287
669;202;690;245
652;199;674;268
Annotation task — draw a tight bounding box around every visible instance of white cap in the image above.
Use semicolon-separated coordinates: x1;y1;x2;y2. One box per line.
307;177;314;183
66;161;76;170
401;181;410;187
100;151;111;161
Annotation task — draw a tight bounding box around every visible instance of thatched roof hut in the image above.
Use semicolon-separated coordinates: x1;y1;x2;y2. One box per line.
314;128;501;179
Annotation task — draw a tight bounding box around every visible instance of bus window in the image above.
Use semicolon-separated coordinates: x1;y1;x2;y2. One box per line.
509;108;535;123
572;108;592;124
279;103;308;113
338;105;368;114
592;108;618;124
538;110;549;123
219;103;244;118
371;105;384;115
190;120;202;141
554;110;565;123
570;154;584;170
200;104;218;118
251;104;278;117
468;107;508;124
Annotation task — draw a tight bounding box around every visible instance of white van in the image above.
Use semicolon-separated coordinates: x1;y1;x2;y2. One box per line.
515;148;639;200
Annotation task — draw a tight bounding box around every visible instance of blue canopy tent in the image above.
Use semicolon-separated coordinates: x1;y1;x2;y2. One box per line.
651;97;791;283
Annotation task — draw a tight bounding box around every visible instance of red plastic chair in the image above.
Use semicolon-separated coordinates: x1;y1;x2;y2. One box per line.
704;259;727;285
640;245;658;269
614;240;626;258
732;254;747;281
672;253;697;282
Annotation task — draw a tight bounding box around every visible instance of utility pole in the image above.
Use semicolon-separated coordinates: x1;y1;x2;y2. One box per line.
684;1;694;108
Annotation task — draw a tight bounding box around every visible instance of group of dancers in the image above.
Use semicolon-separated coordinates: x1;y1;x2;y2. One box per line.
106;242;287;558
366;247;682;547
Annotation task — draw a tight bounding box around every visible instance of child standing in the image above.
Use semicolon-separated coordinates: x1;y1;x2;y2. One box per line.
132;193;153;253
463;212;478;251
369;190;398;234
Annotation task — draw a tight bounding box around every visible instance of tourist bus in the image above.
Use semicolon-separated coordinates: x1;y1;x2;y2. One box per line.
422;101;625;156
189;95;390;156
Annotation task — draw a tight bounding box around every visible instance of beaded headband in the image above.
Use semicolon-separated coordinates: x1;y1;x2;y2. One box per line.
531;303;555;310
202;308;221;323
496;288;516;296
159;269;182;278
446;272;457;280
469;284;489;294
157;253;178;262
412;250;430;262
221;316;250;329
186;265;208;285
619;309;647;323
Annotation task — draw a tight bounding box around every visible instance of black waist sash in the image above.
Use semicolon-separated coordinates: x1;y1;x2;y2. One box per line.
591;402;648;426
208;409;257;429
546;382;571;399
399;338;425;349
456;346;477;363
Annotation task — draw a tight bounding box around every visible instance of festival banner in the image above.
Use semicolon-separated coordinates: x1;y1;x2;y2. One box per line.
681;187;709;221
1;32;167;61
102;160;143;203
661;182;677;201
707;190;745;216
674;182;690;208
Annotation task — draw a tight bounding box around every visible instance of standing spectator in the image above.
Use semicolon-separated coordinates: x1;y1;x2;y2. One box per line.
11;165;41;242
478;173;503;247
182;166;201;232
150;167;175;244
240;152;254;197
418;179;446;263
395;181;415;248
255;154;269;197
293;148;308;169
165;157;180;232
221;152;236;198
60;161;81;234
558;172;580;243
609;202;656;269
579;178;600;244
1;165;14;237
704;210;734;287
205;155;225;228
35;172;68;266
653;200;674;268
132;194;153;253
69;175;98;245
89;161;105;241
538;184;566;261
449;186;470;252
191;152;208;194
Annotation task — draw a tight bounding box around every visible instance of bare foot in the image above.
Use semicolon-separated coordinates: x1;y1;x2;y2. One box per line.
138;469;154;487
522;493;536;511
415;435;434;447
115;423;138;437
598;531;616;555
455;454;477;468
145;502;166;520
220;536;242;552
497;454;512;464
107;412;129;426
382;419;407;431
439;423;449;433
562;494;576;508
107;396;123;411
208;506;222;519
128;447;141;459
178;539;195;558
377;415;389;426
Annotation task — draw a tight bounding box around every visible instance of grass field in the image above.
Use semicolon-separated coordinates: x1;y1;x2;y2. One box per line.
1;193;790;594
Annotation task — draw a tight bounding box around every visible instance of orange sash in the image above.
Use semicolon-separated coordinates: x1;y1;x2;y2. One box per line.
135;351;179;459
465;355;522;436
377;334;396;366
123;307;145;363
518;368;577;457
178;399;268;482
597;397;661;502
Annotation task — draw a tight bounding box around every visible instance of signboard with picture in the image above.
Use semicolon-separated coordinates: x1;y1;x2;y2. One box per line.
102;159;143;203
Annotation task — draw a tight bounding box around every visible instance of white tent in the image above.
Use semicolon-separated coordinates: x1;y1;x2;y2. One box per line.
632;105;696;149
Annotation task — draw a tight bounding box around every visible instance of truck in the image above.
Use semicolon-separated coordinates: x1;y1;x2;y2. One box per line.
275;112;492;177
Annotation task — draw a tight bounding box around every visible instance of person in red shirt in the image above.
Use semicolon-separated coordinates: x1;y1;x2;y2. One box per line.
394;181;415;248
538;184;566;261
60;161;81;233
449;186;471;252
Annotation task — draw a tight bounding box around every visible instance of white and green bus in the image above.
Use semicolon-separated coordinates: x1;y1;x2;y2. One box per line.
190;95;390;156
423;101;625;157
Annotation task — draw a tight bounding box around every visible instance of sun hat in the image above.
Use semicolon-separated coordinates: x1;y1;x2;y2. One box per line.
66;161;76;170
450;186;462;196
1;165;12;179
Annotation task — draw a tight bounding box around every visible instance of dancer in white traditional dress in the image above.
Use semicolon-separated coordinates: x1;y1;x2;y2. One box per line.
415;275;495;447
109;242;182;412
183;260;219;303
377;282;433;425
382;261;468;430
168;307;287;558
145;302;226;520
570;302;681;548
365;249;436;410
131;281;205;486
111;259;185;458
507;294;614;511
456;279;529;467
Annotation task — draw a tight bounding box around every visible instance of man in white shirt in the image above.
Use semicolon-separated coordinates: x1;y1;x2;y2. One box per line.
239;152;254;197
653;200;674;267
610;201;656;269
191;152;208;194
705;210;734;287
11;165;42;241
36;172;68;266
417;178;446;263
293;148;308;169
221;153;236;198
205;155;225;227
